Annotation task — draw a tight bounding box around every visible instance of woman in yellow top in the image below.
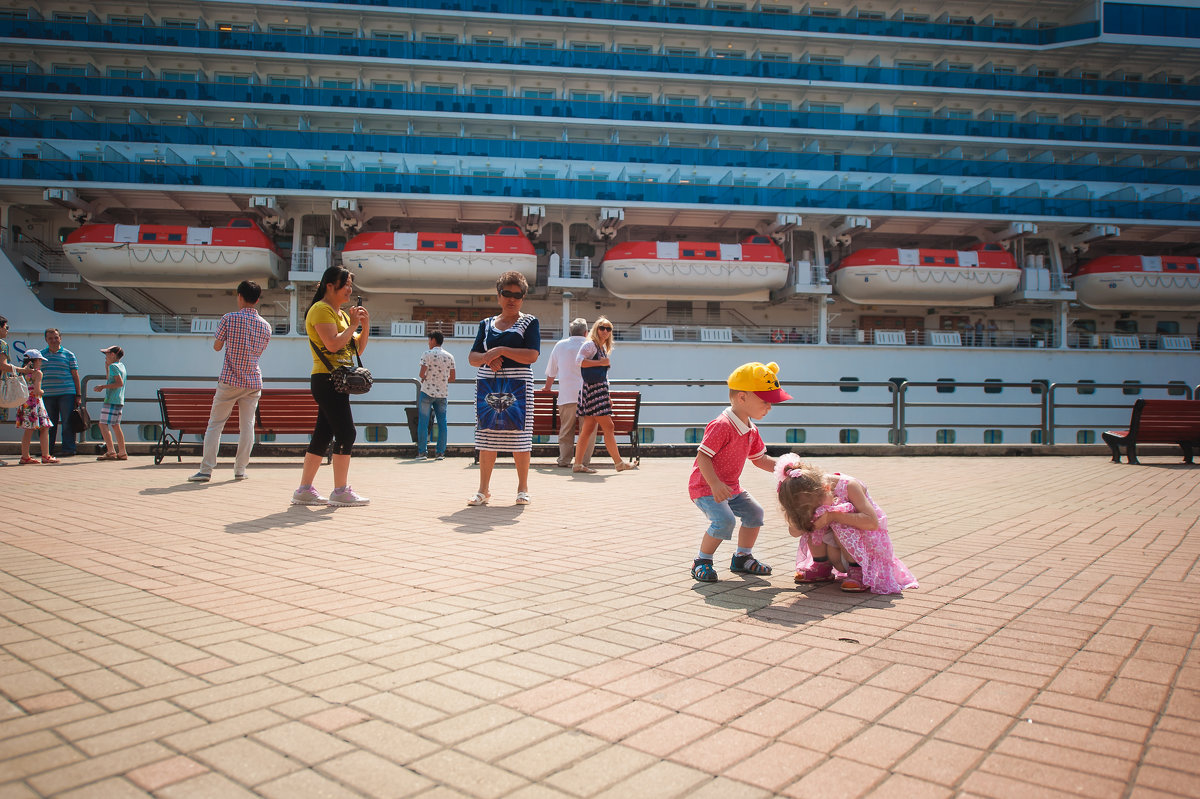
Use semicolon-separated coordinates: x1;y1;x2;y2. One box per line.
292;266;371;507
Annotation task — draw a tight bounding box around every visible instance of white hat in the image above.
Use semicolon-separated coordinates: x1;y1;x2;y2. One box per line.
23;349;43;361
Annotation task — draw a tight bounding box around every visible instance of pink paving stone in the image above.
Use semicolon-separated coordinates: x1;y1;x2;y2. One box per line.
125;755;209;791
177;657;232;676
19;691;83;713
302;706;371;732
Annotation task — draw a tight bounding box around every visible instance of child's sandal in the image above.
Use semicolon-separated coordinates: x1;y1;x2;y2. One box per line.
691;559;718;583
730;554;772;576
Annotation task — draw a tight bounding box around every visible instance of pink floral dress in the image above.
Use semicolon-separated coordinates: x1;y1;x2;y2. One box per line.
15;392;52;430
794;474;918;594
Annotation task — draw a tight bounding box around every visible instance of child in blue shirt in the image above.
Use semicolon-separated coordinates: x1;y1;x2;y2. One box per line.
94;345;128;460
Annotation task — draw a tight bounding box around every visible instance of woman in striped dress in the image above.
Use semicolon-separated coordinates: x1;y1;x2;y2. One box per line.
467;271;541;506
571;317;637;474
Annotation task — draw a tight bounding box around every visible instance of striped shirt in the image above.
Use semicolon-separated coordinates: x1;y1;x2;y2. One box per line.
40;347;79;396
216;308;272;389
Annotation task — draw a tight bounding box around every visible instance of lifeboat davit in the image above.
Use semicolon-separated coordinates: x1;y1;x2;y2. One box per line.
828;243;1020;306
1070;255;1200;310
62;219;284;288
599;235;788;301
342;226;536;294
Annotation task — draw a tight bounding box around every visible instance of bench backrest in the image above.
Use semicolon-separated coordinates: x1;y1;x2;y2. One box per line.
256;389;320;435
531;390;558;436
158;388;239;434
608;391;641;435
1131;399;1200;441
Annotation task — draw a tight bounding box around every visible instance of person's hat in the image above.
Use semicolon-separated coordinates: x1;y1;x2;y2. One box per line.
100;345;124;358
22;349;43;361
727;361;793;403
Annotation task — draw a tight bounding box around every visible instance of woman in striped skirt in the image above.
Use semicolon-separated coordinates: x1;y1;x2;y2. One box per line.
467;271;541;506
571;317;637;474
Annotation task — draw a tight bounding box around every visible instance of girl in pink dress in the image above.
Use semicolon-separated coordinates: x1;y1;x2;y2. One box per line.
15;349;57;464
775;454;916;594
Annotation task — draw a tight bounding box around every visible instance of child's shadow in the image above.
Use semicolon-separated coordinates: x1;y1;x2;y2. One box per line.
694;578;899;628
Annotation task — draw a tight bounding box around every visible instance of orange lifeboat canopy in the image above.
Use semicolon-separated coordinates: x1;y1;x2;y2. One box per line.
1070;254;1200;310
599;234;788;301
342;225;536;294
828;244;1020;306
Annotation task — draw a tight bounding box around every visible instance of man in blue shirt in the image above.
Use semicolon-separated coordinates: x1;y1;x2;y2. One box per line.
41;328;81;456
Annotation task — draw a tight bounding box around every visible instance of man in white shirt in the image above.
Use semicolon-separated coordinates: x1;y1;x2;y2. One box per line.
543;318;596;468
416;330;456;460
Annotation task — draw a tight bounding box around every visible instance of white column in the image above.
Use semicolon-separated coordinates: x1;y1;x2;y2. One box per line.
562;223;572;277
817;298;828;345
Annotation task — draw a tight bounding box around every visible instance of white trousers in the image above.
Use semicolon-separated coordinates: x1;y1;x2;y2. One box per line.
556;402;597;467
200;382;261;475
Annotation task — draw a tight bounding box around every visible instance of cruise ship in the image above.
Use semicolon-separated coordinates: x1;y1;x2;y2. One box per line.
1;0;1197;448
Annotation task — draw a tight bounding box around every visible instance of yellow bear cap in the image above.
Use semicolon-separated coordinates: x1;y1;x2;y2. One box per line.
727;362;793;402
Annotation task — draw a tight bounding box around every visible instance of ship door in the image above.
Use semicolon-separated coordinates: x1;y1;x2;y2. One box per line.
861;315;925;345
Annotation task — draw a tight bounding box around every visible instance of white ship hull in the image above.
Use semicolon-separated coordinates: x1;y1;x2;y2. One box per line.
831;266;1022;306
62;243;284;288
342;251;536;294
600;259;789;301
1073;273;1200;311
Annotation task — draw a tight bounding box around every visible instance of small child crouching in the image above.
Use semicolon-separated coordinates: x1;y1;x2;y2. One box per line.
776;455;917;594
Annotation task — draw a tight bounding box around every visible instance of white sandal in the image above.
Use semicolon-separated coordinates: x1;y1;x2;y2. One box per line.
467;492;490;506
515;491;531;505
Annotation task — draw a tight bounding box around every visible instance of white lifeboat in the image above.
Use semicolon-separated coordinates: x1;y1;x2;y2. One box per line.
1070;255;1200;310
828;244;1021;306
342;226;536;294
62;219;284;288
599;235;788;301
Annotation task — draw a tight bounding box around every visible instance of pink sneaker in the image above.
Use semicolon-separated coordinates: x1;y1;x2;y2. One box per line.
291;486;329;506
840;566;867;593
795;560;835;584
329;486;370;507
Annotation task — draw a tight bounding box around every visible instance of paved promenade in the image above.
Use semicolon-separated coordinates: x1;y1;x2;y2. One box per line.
1;453;1197;798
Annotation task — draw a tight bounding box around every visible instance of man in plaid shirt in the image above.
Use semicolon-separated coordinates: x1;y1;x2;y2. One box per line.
188;280;273;482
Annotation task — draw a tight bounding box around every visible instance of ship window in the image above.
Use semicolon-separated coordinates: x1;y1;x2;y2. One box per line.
684;427;704;444
523;39;556;49
1114;319;1138;334
108;15;144;26
167;234;182;242
422;33;456;43
570;41;604;51
52;65;88;76
141;233;157;241
682;249;696;257
372;31;407;41
786;429;806;444
710;98;746;108
666;95;699;106
944;257;955;265
1122;380;1141;396
161;18;197;28
472;86;505;96
1076;380;1096;395
1031;429;1043;444
923;256;936;264
522;89;555;99
364;425;388;442
936;378;955;394
839;429;859;444
532;434;551;444
984;378;1003;394
1156;321;1179;335
761;101;790;110
705;250;717;257
936;429;956;444
619;93;652;104
572;91;604;102
53;13;89;23
444;242;459;249
140;424;162;442
637;428;655;444
423;83;457;94
1077;430;1096;444
1168;381;1188;397
421;240;435;248
1031;379;1048;395
984;430;1003;444
497;226;520;235
838;377;859;393
473;36;507;46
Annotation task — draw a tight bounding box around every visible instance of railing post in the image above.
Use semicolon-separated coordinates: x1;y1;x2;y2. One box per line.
894;380;906;445
1044;381;1055;445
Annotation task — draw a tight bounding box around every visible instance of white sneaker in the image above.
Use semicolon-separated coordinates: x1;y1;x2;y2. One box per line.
187;472;211;483
329;486;370;507
291;486;329;505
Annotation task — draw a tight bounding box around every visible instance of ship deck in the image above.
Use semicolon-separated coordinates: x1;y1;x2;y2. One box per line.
1;453;1198;798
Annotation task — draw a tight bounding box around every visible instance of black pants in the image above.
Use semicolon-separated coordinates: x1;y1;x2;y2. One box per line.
308;373;356;456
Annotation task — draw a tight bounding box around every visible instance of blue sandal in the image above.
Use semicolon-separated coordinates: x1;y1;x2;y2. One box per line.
730;553;772;576
691;559;718;582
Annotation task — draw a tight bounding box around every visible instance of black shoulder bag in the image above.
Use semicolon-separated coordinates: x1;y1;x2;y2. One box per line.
311;338;373;395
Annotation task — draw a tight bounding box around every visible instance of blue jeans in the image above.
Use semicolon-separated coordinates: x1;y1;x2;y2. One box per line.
43;393;77;454
693;491;765;540
417;391;448;456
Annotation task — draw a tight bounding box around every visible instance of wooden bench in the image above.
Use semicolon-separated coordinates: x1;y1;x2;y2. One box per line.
153;387;322;465
1102;399;1200;464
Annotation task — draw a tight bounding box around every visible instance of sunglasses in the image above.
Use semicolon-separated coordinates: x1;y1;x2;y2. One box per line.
499;289;525;299
597;325;613;331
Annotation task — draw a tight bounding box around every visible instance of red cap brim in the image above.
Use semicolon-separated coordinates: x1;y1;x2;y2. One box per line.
754;388;792;403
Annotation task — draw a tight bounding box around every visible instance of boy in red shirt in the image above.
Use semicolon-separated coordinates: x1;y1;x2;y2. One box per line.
689;361;793;582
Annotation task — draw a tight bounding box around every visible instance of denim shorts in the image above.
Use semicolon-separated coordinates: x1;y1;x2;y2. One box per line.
693;491;765;540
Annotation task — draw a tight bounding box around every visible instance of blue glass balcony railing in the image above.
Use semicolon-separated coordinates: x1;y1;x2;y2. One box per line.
3;75;1196;149
3;118;1195;188
5;158;1196;222
3;19;1192;101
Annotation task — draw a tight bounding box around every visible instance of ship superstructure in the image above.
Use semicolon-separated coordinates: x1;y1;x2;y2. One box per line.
0;0;1197;445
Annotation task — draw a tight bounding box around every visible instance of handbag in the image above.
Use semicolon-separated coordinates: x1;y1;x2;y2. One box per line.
311;339;373;395
0;371;29;409
476;373;527;431
70;404;92;431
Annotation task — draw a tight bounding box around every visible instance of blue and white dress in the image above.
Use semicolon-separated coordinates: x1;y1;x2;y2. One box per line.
472;313;541;452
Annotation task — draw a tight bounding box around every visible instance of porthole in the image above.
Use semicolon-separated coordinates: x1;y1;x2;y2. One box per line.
637;428;655;444
936;378;955;394
839;377;859;393
139;424;162;442
365;425;388;442
984;378;1003;394
838;429;859;443
1076;380;1096;395
786;429;806;444
983;429;1002;444
1076;430;1096;444
936;429;956;443
684;427;704;444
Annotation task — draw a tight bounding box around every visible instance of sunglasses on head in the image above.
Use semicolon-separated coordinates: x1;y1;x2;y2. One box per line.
499;289;525;299
597;325;612;331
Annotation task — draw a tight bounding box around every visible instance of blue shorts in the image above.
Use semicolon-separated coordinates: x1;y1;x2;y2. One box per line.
693;492;765;540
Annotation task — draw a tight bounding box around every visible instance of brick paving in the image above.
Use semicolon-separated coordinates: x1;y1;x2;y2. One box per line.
0;452;1197;798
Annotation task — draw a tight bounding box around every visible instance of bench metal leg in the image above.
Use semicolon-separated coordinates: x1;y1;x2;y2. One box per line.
1182;443;1194;464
